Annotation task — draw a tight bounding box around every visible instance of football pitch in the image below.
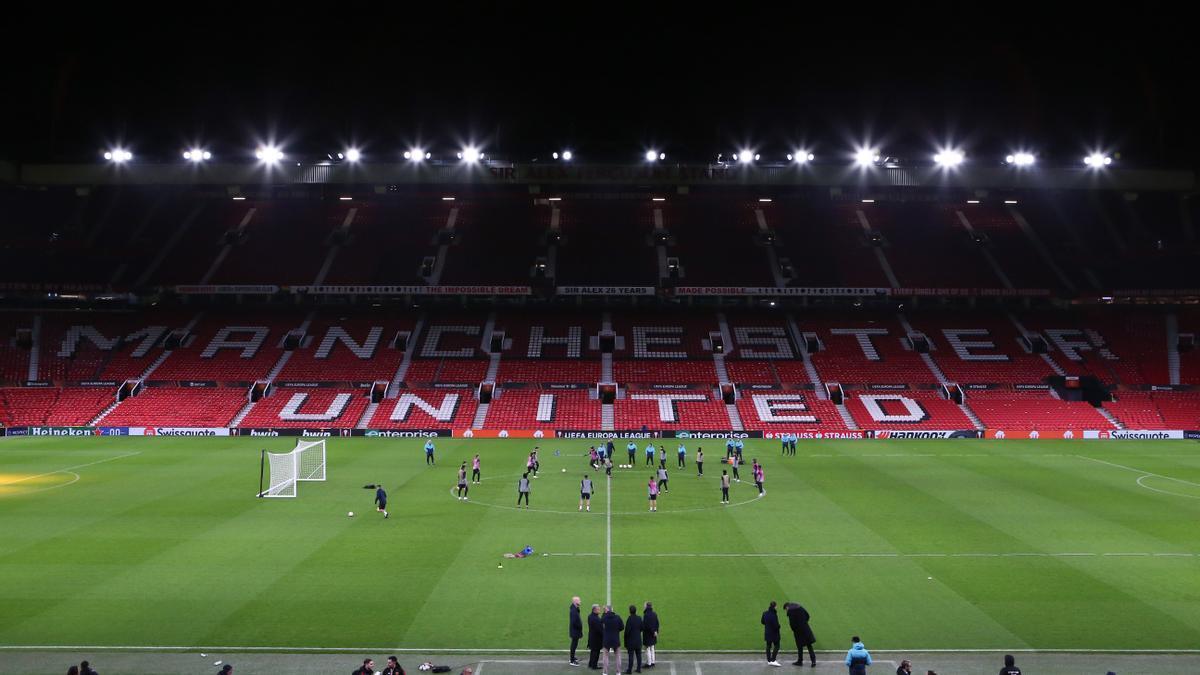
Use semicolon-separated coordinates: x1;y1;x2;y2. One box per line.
2;436;1199;655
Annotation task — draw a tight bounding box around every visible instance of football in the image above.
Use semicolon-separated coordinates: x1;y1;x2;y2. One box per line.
347;511;354;517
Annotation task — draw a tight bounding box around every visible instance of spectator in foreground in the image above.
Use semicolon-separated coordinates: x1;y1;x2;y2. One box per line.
587;603;604;669
761;600;782;667
80;661;98;675
623;604;643;673
569;595;583;667
785;601;817;667
67;668;79;675
353;658;375;675
845;636;872;675
218;666;233;675
641;601;659;669
602;604;625;674
999;654;1021;675
896;659;912;674
382;655;405;675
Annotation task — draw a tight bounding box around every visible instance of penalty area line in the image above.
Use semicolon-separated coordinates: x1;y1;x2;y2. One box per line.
0;451;142;486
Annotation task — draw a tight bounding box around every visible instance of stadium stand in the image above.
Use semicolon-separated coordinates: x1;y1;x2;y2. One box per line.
100;387;246;427
239;387;370;429
966;389;1117;430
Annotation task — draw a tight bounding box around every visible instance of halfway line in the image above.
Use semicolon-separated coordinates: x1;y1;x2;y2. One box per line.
0;451;142;486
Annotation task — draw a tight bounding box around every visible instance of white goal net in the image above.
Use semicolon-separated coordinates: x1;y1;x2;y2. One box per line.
259;439;327;498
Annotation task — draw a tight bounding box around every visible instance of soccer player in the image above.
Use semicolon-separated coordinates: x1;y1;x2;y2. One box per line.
471;454;481;483
457;463;469;500
696;447;704;476
580;474;594;511
676;443;686;468
528;451;540;478
731;452;742;482
626;440;636;466
645;441;656;466
648;475;659;512
604;456;613;477
589;446;600;470
753;459;765;496
517;473;531;507
375;485;389;518
720;469;730;503
658;446;667;469
424;439;436;466
656;466;669;493
532;447;541;476
597;443;607;463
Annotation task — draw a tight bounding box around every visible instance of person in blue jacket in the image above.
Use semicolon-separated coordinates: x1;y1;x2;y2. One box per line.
424;439;436;465
845;636;872;675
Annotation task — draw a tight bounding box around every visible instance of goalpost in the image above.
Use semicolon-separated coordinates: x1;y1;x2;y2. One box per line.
258;439;327;498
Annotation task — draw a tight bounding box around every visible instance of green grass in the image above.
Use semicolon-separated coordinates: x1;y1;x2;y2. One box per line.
1;437;1199;651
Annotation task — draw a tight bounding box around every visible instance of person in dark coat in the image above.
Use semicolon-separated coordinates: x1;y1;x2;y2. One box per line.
761;601;782;666
623;604;644;674
587;604;604;669
641;602;660;668
569;596;584;666
785;601;817;667
602;605;625;675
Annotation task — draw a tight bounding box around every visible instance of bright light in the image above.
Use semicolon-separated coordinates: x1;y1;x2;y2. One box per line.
1004;199;1019;204
405;149;427;162
758;198;773;203
738;150;755;163
1084;153;1112;167
183;148;210;162
861;198;875;203
104;149;132;163
854;148;880;166
934;149;965;168
460;147;481;163
548;197;562;202
561;150;573;161
791;151;814;164
232;196;246;201
344;148;361;162
339;196;353;201
645;150;659;162
1006;152;1036;167
967;199;980;204
255;145;284;164
442;196;456;201
552;152;558;159
651;197;666;202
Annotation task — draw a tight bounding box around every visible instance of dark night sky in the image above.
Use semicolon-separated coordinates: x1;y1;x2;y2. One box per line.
5;3;1196;169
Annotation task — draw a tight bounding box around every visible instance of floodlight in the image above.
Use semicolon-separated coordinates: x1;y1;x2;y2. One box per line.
934;149;964;167
792;151;814;163
854;148;880;166
460;146;480;163
105;149;132;163
183;148;210;162
1006;152;1035;167
738;150;754;163
645;150;659;162
256;145;284;164
561;150;573;161
1084;153;1112;167
344;148;361;162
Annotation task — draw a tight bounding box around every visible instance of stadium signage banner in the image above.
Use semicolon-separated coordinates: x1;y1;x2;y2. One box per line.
868;384;909;390
1186;431;1200;440
868;430;982;439
78;380;118;387
1081;430;1185;440
675;286;890;297
664;431;762;439
174;284;279;295
556;286;656;296
455;429;552;438
358;429;451;438
291;285;531;296
3;427;28;437
556;430;661;439
143;427;231;437
762;430;868;439
23;381;53;387
28;426;97;436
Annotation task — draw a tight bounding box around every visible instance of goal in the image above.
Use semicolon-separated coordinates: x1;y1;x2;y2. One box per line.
258;439;327;498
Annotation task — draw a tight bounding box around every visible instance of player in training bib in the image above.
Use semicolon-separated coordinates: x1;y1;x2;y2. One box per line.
580;475;594;512
720;470;731;504
457;463;469;500
656;466;669;493
648;475;659;512
696;448;704;476
471;454;481;484
517;473;531;508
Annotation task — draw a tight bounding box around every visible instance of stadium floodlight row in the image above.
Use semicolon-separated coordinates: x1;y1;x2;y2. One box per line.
99;144;1118;169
